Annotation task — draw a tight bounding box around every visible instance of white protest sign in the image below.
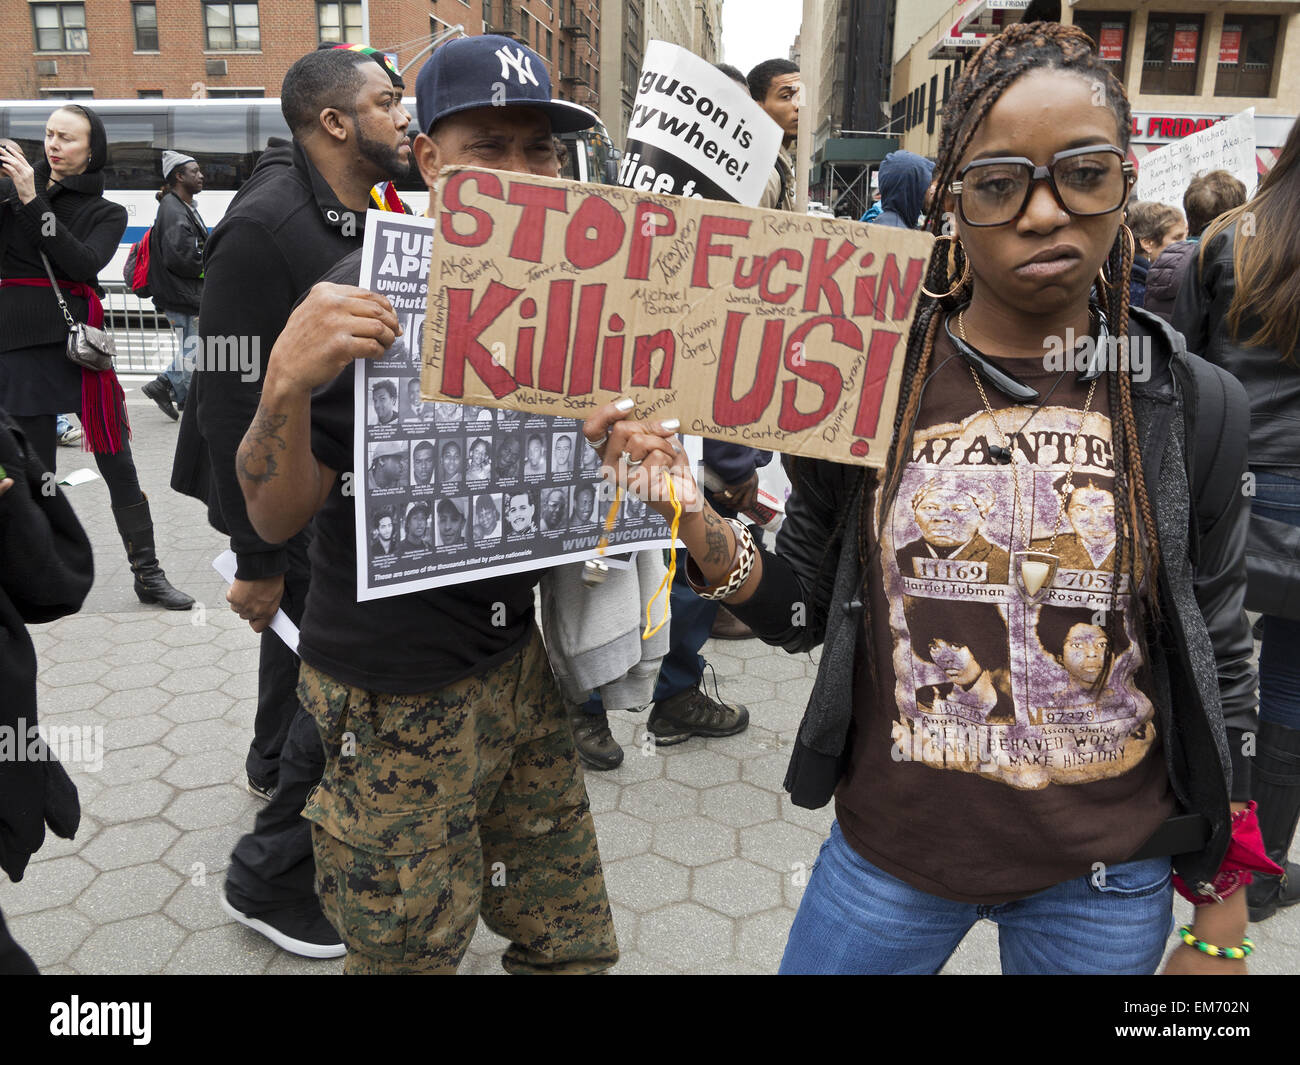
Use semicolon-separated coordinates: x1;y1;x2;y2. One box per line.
1135;108;1258;209
619;39;783;205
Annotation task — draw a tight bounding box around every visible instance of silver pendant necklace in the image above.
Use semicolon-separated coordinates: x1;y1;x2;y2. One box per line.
960;310;1098;605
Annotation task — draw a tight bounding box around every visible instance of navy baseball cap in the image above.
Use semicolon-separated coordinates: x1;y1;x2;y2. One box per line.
416;34;596;135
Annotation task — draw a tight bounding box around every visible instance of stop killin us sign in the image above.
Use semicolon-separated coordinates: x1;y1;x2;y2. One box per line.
420;167;934;467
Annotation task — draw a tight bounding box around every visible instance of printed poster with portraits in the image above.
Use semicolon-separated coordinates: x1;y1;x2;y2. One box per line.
354;211;697;601
881;382;1156;790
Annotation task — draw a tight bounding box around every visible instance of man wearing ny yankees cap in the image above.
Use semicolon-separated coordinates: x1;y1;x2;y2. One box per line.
234;35;618;975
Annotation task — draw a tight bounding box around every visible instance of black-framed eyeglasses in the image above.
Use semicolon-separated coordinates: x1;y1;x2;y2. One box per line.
949;145;1136;227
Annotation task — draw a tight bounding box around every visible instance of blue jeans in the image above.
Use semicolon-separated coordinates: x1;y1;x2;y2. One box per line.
780;821;1173;974
162;311;199;407
1254;472;1300;731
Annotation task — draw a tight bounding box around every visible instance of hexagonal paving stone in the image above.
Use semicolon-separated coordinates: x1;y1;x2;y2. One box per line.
581;774;620;815
39;659;111;687
740;749;793;790
37;682;109;714
618;778;696;822
692;857;784;918
97;662;172;693
699;780;780;828
163;642;227;670
638;902;734;967
161;666;232;697
90;778;175;824
80;820;180;871
161;823;243;877
593;810;652;862
0;855;97;916
102;714;171;750
160;622;224;648
72;913;187;974
736;907;795;970
76;862;182;923
164;785;252;831
605;744;666;784
652;815;735;866
162;718;245;756
102;641;174;667
164;881;231;932
664;748;741;789
6;909;94;968
601;853;689;913
739;820;826;874
216;647;259;675
164;923;278;974
94;744;175;788
107;618;172;646
161;691;236;724
43;636;115;664
219;671;259;701
97;686;171;720
162;749;243;790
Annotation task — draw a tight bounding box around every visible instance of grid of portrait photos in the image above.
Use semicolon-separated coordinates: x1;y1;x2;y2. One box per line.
355;211;693;600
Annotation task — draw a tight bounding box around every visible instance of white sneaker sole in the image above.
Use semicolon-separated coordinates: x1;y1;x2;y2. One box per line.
219;893;346;959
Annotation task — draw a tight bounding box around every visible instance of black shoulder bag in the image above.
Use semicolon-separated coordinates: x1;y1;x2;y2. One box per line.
37;249;116;373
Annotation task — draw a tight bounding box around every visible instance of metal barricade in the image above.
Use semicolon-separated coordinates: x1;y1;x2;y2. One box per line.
101;281;181;375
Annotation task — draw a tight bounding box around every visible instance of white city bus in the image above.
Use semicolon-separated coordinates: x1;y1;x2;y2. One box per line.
0;96;618;292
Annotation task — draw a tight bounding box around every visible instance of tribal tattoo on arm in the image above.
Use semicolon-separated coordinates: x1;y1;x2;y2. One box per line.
238;408;288;486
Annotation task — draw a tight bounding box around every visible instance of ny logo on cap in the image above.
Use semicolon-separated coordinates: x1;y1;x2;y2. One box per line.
495;45;540;88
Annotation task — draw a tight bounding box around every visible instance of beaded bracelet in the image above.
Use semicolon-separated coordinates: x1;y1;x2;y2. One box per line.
1177;925;1254;960
684;518;757;601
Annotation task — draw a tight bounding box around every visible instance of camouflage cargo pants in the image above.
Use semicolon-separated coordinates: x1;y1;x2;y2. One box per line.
298;628;618;974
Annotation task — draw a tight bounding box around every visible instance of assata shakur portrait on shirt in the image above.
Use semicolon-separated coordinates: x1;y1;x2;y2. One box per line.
880;372;1157;790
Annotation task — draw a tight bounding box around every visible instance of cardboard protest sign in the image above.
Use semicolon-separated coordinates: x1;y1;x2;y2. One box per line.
421;168;933;468
355;211;697;601
619;39;783;205
1135;107;1258;209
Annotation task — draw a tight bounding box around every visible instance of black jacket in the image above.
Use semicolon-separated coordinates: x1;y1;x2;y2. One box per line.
148;191;206;316
728;309;1255;896
1144;239;1197;323
171;139;374;579
0;411;94;883
0;163;126;351
1174;221;1300;618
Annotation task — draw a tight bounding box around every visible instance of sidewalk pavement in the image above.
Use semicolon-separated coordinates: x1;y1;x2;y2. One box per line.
2;386;1297;975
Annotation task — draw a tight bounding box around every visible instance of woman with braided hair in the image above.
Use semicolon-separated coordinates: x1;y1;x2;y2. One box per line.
582;21;1269;973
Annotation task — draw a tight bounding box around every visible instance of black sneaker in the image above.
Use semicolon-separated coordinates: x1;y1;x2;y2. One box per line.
569;709;624;771
648;670;749;746
220;888;346;959
141;377;179;421
246;775;276;802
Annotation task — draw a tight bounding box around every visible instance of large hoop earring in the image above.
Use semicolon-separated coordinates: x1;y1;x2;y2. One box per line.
1097;224;1135;290
920;234;972;300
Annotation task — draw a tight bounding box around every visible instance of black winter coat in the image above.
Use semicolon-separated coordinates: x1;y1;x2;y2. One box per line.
171;139;375;579
0;411;94;883
0;162;126;352
148;191;206;317
1144;239;1197;323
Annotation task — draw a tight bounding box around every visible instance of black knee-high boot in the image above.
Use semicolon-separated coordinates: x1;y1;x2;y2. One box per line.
111;495;195;611
1247;720;1300;922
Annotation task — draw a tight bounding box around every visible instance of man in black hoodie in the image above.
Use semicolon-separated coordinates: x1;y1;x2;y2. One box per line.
171;44;412;957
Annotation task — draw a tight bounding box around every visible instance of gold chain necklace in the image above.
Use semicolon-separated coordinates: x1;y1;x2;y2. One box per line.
959;310;1098;603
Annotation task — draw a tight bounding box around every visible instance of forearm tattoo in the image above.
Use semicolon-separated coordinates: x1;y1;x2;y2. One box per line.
701;508;732;568
238;409;288;486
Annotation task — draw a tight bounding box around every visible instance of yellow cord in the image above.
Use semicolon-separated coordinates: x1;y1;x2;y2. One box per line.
642;476;680;640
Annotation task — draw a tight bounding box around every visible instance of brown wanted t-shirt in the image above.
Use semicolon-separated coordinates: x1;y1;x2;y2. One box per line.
835;330;1175;903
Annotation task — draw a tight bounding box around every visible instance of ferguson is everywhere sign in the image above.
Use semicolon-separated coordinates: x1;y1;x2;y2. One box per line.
420;168;934;467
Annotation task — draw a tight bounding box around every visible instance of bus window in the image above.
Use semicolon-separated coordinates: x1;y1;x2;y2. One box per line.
254;105;291;153
100;112;168;192
4;109;50;166
174;105;255;190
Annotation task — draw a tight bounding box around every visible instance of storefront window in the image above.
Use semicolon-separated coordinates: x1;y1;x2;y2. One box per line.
1073;12;1131;87
1141;14;1203;96
1215;15;1277;98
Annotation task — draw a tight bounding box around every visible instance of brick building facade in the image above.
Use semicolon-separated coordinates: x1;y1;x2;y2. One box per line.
0;0;600;111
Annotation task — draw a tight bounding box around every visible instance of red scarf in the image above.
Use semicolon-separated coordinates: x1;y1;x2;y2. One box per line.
0;277;130;454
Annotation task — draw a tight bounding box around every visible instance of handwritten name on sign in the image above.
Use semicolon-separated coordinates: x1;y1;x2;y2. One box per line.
420;167;934;466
